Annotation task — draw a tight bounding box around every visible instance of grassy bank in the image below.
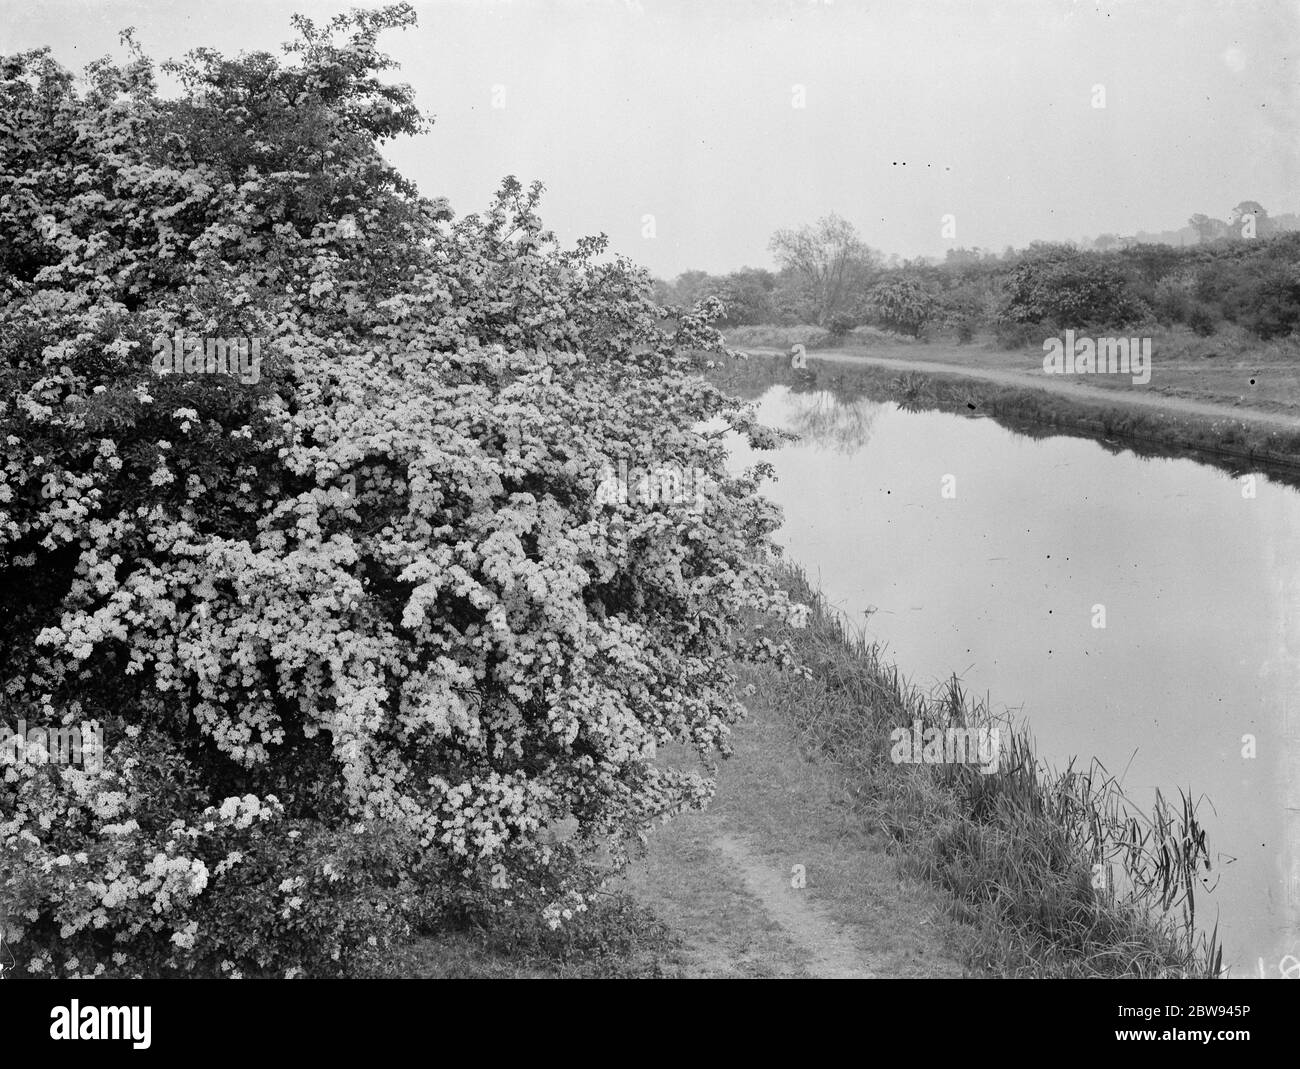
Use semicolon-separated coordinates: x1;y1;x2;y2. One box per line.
721;323;918;350
395;891;686;978
719;322;1300;420
401;560;1222;978
758;563;1222;978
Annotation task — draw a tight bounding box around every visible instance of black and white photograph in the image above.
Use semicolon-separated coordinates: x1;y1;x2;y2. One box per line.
0;0;1295;1048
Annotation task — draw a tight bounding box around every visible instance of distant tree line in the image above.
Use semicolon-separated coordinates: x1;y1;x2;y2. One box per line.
1086;200;1300;251
654;205;1300;344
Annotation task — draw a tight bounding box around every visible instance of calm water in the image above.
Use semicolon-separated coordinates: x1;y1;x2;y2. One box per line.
727;386;1300;976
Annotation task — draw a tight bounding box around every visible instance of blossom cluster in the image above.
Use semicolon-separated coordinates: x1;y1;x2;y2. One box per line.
0;6;806;977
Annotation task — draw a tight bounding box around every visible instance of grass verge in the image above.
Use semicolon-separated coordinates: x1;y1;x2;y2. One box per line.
395;891;687;978
759;562;1222;978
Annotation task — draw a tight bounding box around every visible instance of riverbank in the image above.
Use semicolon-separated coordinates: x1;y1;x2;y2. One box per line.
714;348;1300;484
396;341;1256;978
396;613;964;977
400;560;1222;978
722;324;1300;420
747;563;1222;977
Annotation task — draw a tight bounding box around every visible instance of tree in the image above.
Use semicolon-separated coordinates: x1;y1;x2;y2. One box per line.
0;6;806;978
1189;213;1228;244
717;267;777;326
866;275;939;337
666;269;713;308
1118;243;1183;287
1229;200;1271;240
1000;246;1149;327
768;213;876;326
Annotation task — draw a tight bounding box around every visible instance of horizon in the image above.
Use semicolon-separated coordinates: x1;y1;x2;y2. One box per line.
3;0;1296;277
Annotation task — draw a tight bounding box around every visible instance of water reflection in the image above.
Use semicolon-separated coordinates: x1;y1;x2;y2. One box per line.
728;385;1300;975
709;355;1300;492
786;392;885;454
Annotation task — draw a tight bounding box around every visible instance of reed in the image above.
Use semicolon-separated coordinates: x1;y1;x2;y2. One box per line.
754;562;1223;978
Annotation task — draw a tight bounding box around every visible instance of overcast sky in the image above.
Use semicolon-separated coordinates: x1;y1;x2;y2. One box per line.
3;0;1296;277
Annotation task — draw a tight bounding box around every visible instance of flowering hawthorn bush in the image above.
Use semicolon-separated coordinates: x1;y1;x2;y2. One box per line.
0;6;805;976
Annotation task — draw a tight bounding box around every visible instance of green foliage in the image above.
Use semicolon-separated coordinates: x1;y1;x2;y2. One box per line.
825;313;857;341
1188;305;1217;337
1196;242;1300;340
937;285;987;343
0;6;806;977
717;268;778;326
865;275;939;337
654;268;778;327
667;215;1300;345
999;246;1150;328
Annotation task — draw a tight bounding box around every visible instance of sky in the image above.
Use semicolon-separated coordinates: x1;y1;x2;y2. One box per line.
3;0;1297;278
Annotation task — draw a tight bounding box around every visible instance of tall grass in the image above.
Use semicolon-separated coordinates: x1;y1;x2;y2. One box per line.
755;563;1223;978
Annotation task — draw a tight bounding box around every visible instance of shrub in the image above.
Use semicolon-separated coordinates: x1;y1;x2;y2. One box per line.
1188;306;1217;337
0;7;806;977
865;275;939;337
826;313;857;341
1000;247;1149;328
717;269;778;327
1151;276;1194;326
1189;234;1300;339
994;320;1043;350
1236;260;1300;340
848;325;914;345
937;284;986;343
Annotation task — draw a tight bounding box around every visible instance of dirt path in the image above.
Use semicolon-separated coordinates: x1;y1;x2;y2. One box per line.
746;346;1300;430
711;833;877;978
620;675;963;978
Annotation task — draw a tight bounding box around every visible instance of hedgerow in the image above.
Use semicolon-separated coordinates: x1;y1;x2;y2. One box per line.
0;5;804;977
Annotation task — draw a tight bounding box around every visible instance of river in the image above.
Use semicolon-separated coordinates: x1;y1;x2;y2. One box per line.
725;383;1300;976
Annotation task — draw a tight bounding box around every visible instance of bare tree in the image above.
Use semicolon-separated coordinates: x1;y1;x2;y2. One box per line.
768;213;875;326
